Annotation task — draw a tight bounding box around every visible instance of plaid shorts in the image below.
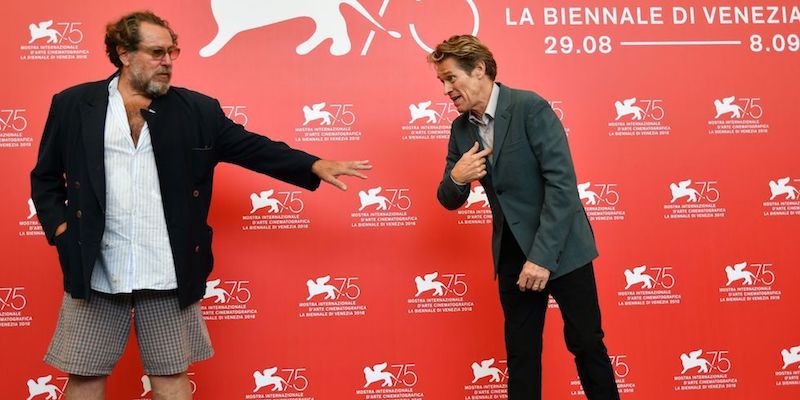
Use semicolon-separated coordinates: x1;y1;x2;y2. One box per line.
45;291;213;376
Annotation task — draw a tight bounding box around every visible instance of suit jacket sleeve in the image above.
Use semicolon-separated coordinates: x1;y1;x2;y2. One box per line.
30;94;68;245
437;123;469;210
526;103;582;271
210;99;321;191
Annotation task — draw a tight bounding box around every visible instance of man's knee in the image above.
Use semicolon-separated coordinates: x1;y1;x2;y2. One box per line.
65;374;107;400
565;329;607;357
149;372;192;400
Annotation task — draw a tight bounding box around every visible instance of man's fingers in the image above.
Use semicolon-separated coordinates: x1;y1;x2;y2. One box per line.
517;275;531;291
476;147;493;158
324;176;347;191
348;171;368;179
345;161;372;179
464;141;480;155
517;273;548;292
349;160;373;170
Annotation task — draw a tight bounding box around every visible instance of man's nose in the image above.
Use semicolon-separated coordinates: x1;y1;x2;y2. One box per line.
443;81;452;96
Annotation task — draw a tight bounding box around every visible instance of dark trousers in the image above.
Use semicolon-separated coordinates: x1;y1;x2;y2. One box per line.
497;226;619;400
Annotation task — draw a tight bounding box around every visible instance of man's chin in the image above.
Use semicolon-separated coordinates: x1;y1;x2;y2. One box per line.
146;83;170;98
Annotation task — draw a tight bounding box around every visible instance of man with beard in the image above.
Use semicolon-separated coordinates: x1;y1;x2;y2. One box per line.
30;11;370;400
430;35;619;399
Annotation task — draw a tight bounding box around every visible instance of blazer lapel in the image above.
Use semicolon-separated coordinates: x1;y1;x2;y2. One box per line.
142;91;190;228
490;84;512;164
144;91;184;175
80;78;112;212
454;114;483;151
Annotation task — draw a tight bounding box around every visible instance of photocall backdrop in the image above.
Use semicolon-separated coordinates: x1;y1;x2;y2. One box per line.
1;1;798;399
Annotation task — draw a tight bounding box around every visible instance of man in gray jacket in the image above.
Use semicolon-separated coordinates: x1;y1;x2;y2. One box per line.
430;35;619;400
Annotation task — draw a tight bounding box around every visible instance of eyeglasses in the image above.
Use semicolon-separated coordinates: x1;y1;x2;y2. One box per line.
138;46;181;61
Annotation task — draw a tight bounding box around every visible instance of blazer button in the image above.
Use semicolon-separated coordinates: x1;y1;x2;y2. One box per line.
192;189;200;198
195;245;201;253
76;210;82;219
74;181;80;189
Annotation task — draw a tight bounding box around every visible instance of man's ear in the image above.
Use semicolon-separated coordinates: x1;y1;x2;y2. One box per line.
474;61;486;78
117;46;131;66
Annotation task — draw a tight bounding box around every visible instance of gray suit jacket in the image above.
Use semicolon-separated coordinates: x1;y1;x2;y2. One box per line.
437;83;597;279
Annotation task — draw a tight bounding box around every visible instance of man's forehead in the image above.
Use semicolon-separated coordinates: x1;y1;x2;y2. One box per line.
139;22;173;46
436;59;462;76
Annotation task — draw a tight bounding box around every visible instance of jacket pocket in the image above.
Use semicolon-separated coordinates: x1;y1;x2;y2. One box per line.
54;229;71;280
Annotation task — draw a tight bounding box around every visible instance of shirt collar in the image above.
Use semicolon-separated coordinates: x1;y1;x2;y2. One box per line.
469;82;500;126
108;75;120;98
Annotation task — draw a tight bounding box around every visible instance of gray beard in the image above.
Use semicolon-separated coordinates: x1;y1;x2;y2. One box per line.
130;71;170;98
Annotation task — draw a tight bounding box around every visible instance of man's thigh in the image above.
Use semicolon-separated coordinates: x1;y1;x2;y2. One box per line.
45;292;133;376
132;290;213;376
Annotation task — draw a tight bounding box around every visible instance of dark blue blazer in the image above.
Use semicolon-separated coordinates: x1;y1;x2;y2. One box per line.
31;74;320;307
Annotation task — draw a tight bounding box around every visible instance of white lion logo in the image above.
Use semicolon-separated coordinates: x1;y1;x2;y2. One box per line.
363;362;395;388
253;367;288;392
577;182;600;206
669;180;700;203
471;358;503;383
302;102;335;126
680;349;712;374
623;265;656;289
614;97;644;120
358;187;390;211
713;96;744;119
26;375;60;400
414;272;446;297
141;375;152;397
724;262;756;286
306;275;339;300
203;279;229;303
28;20;59;44
769;177;799;200
200;0;401;57
465;186;489;208
250;189;281;213
408;101;440;124
781;346;800;370
27;198;37;220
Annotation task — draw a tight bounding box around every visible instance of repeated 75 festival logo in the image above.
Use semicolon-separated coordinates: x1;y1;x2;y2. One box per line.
201;278;259;321
21;19;89;61
356;361;425;399
608;97;671;137
674;348;738;392
0;286;32;328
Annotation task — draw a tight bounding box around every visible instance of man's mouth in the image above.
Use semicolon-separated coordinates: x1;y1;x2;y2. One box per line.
450;94;462;104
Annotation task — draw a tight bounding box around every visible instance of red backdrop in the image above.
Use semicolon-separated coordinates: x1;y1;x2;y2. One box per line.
2;1;799;399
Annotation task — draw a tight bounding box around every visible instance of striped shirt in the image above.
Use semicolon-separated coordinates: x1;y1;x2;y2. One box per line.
90;76;177;293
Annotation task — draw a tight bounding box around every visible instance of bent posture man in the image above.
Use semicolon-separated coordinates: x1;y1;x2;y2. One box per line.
430;35;619;399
